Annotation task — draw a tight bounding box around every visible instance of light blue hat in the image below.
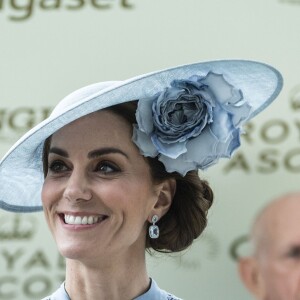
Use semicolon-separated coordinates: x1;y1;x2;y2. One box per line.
0;60;283;212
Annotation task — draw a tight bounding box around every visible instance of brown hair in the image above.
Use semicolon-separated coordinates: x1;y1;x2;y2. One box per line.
42;101;214;253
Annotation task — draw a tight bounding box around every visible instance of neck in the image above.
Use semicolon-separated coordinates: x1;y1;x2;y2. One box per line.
64;251;150;300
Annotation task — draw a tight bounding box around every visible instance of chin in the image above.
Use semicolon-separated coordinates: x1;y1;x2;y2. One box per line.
57;241;94;261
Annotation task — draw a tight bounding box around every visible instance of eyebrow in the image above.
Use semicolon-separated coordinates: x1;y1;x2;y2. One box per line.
88;148;129;159
49;147;128;159
49;147;68;157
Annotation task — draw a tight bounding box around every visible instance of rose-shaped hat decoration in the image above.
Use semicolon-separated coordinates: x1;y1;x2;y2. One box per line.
0;60;283;212
133;72;251;175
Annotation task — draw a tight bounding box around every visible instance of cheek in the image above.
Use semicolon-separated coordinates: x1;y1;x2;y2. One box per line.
103;180;157;217
261;264;300;298
41;181;52;207
41;180;61;209
41;183;54;231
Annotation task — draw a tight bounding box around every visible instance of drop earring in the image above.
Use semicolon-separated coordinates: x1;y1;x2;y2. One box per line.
149;215;159;239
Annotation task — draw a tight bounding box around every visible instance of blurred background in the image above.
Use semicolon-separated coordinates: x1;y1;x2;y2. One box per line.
0;0;299;299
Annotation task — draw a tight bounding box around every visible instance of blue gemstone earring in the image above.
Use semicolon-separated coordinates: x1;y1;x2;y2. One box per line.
149;215;159;239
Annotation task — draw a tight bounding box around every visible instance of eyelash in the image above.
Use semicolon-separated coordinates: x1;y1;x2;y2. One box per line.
48;160;121;174
95;161;121;174
48;160;69;173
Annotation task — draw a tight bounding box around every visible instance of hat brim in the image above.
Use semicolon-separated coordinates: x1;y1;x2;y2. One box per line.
0;60;283;212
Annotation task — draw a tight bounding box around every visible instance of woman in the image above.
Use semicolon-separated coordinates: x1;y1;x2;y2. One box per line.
0;60;283;299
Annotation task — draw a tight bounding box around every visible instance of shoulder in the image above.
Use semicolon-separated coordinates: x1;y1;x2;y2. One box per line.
152;279;182;300
165;292;182;300
136;279;183;300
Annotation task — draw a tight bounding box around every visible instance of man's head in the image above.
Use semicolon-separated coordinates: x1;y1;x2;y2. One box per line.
238;192;300;300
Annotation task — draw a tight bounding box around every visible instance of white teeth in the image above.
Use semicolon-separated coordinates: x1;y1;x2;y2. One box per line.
64;214;102;225
74;216;81;225
82;216;88;225
88;216;94;225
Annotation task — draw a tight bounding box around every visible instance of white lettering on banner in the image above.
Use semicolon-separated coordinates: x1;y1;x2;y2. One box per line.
229;235;248;260
0;214;65;299
2;249;24;270
243;119;298;144
0;248;65;299
1;249;61;270
0;0;134;21
222;84;300;174
0;214;36;240
0;274;65;299
0;0;297;22
0;106;51;143
223;118;300;173
224;148;300;174
290;84;300;109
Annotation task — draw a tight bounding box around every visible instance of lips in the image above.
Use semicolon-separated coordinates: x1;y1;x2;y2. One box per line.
61;214;108;225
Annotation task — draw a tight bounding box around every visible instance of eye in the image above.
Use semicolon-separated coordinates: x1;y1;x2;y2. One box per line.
48;160;69;173
95;161;120;174
287;246;300;259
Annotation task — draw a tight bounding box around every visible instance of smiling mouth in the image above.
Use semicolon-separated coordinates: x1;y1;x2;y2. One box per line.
60;214;108;225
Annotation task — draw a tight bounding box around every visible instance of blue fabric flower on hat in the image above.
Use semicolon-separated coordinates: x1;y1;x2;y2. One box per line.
132;72;252;175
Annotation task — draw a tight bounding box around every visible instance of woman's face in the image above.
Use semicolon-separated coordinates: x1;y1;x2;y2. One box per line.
42;110;161;263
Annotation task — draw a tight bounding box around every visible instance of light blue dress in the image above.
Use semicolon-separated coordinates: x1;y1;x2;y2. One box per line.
41;279;182;300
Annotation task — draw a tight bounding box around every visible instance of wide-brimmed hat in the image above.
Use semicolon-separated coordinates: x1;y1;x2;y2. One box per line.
0;60;283;212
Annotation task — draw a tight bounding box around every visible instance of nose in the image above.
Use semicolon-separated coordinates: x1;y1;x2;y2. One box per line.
63;169;92;203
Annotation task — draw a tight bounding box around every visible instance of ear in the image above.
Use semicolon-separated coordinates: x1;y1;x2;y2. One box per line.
238;257;265;299
148;178;176;221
